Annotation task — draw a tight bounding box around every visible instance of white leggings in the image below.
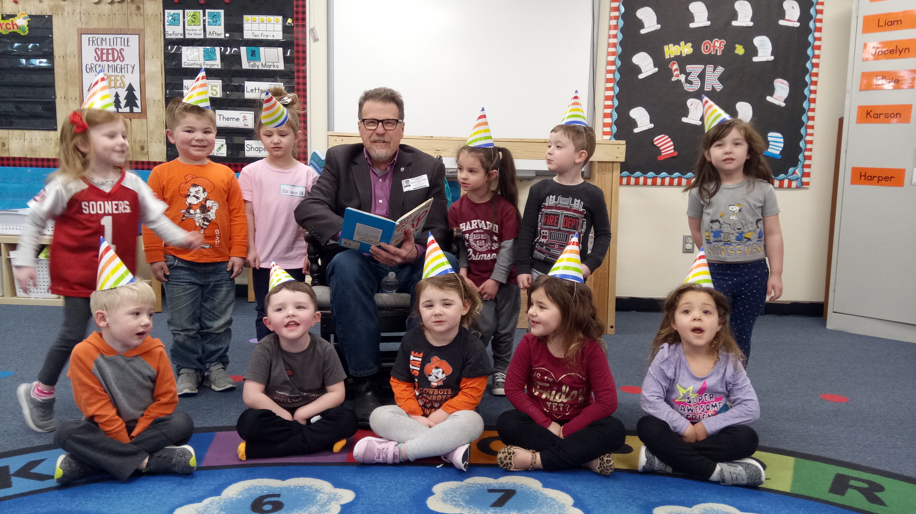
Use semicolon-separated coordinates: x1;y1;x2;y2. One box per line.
369;406;484;461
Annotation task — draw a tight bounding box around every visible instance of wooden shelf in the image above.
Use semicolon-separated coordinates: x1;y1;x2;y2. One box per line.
0;296;63;306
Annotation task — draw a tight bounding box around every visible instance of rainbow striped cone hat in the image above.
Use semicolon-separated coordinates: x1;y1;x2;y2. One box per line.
269;261;297;290
562;90;588;126
547;234;584;283
82;70;116;111
261;90;289;128
183;69;211;109
684;247;714;287
466;107;494;148
97;237;135;291
423;233;455;278
702;95;732;132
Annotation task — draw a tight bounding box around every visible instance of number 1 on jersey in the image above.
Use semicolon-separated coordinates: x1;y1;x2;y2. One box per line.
101;216;115;251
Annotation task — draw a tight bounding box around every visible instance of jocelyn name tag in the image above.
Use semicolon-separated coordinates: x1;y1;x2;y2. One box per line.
402;175;429;192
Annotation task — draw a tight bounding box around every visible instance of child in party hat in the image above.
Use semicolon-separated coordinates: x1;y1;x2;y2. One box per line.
240;86;319;341
497;235;625;476
14;71;202;434
353;234;490;472
143;68;249;395
52;238;197;485
449;107;521;396
516;91;611;291
685;95;783;364
235;262;357;461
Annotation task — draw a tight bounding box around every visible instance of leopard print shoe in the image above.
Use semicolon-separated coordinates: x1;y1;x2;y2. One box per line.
592;453;615;476
497;446;538;472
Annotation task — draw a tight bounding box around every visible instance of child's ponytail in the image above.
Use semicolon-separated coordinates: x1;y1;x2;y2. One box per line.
54;108;128;182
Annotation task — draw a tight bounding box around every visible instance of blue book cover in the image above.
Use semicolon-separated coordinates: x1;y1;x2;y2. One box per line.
339;198;433;253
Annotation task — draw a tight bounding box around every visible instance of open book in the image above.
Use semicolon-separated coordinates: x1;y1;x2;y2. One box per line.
339;198;434;253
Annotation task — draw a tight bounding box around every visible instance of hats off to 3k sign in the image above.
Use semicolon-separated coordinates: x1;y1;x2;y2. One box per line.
547;234;584;283
423;233;455;278
97;237;135;291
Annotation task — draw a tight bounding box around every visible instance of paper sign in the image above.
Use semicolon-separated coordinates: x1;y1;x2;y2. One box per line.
240;47;284;70
859;70;916;91
165;10;183;39
850;167;905;187
185;11;203;38
184;78;222;98
181;46;221;68
862;10;916;34
862;38;916;61
856;104;912;123
216;110;255;129
243;15;283;40
206;10;225;38
244;81;284;99
211;138;227;157
245;140;268;158
81;33;144;115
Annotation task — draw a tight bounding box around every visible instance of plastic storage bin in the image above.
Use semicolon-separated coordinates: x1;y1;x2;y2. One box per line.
8;250;56;298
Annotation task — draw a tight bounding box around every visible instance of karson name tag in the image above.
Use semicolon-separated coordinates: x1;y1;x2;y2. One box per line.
402;175;430;192
279;184;306;197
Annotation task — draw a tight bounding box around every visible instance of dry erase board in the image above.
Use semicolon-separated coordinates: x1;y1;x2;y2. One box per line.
0;14;56;131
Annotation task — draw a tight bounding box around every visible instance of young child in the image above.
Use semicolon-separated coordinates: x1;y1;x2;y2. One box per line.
686;97;784;362
143;70;248;396
515;92;611;290
448;109;521;396
240;87;319;341
353;235;490;471
497;236;624;476
236;264;356;459
637;281;764;487
53;240;195;484
14;72;201;433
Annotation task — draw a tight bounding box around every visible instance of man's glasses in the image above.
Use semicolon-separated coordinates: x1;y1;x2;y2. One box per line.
360;119;402;131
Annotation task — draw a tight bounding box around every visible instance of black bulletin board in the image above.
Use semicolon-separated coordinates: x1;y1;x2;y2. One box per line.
0;14;56;130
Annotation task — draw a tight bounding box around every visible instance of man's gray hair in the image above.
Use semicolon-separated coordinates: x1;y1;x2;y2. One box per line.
358;87;404;120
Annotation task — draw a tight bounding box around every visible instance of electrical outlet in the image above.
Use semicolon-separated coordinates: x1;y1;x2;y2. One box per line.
682;235;695;253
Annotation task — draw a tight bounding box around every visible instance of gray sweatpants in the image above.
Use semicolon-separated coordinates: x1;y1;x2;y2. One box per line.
475;283;521;374
369;406;484;461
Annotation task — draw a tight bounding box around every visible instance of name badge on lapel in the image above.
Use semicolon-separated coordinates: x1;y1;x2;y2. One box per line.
402;175;430;192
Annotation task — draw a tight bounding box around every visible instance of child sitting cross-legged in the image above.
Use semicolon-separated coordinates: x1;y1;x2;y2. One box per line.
236;264;357;460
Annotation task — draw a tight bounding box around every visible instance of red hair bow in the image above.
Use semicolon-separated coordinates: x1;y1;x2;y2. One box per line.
69;111;88;134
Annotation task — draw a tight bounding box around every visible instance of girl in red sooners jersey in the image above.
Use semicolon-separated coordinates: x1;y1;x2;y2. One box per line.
13;108;202;434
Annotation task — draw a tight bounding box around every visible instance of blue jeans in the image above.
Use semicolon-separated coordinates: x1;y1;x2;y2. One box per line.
163;255;235;372
708;259;769;362
326;249;458;377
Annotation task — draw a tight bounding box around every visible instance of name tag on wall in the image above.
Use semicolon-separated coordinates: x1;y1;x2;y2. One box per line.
402;175;429;192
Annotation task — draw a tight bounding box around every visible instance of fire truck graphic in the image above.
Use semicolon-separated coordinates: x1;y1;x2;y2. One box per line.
533;195;585;261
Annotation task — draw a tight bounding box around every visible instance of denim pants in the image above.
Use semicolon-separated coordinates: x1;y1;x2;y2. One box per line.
475;283;521;375
163;255;235;372
708;260;769;362
252;266;306;342
326;249;458;377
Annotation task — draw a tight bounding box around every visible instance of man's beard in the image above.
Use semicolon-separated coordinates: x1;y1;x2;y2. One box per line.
367;140;394;163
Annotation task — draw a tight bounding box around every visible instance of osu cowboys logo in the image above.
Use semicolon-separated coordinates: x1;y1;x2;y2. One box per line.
424;356;452;387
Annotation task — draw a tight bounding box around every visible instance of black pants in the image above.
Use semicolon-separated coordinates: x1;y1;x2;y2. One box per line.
38;296;93;386
54;412;194;481
636;415;759;480
236;407;357;459
497;410;626;471
252;266;307;341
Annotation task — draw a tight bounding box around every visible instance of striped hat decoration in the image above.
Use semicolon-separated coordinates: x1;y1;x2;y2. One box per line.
423;232;455;278
81;70;116;112
763;132;784;159
97;237;135;291
562;91;588;126
547;234;584;283
183;69;211;109
701;95;732;132
268;261;297;291
684;247;713;287
261;90;289;128
466;108;494;148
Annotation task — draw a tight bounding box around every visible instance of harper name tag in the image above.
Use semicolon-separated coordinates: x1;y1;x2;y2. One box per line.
402;175;429;192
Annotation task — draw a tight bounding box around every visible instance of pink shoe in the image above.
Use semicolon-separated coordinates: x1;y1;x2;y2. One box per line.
353;437;401;464
442;444;470;471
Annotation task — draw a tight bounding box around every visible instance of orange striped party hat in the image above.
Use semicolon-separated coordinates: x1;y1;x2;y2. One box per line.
547;234;584;283
261;90;289;128
684;247;713;287
97;237;135;291
466;108;494;148
183;69;211;109
562;90;588;126
423;233;455;278
82;70;116;111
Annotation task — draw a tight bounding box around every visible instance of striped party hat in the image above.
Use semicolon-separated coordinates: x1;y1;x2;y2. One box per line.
183;69;211;109
547;234;584;283
702;95;732;132
82;70;116;111
466;108;494;148
562;91;588;126
97;237;135;291
269;261;297;290
423;233;455;278
261;90;289;128
684;247;713;287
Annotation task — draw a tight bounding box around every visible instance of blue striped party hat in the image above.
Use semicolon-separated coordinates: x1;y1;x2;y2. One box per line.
261;90;290;128
562;91;588;126
82;70;116;111
547;234;584;283
183;69;211;109
702;95;732;132
423;233;455;278
466;108;494;148
97;237;135;291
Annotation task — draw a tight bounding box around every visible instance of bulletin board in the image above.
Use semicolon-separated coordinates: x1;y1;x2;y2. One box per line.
602;1;824;188
0;14;56;131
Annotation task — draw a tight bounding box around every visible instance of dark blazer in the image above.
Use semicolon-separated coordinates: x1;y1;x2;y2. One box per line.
294;143;448;247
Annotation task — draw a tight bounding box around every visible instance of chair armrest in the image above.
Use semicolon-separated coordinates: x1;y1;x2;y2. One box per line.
306;232;325;286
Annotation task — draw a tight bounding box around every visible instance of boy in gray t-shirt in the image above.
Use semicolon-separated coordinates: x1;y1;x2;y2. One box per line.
236;280;357;460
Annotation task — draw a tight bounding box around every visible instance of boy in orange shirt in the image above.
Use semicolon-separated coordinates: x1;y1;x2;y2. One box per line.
143;83;248;396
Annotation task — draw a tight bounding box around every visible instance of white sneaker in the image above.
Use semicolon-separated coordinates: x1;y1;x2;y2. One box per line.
718;458;765;487
176;369;199;396
638;445;672;473
442;444;470;471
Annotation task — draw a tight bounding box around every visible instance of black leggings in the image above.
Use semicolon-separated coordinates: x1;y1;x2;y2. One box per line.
236;407;358;459
39;296;92;386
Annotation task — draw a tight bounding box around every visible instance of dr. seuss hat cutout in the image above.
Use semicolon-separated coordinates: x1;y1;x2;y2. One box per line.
183;69;211;109
82;70;116;112
702;95;732;132
423;233;455;278
562;91;588;126
97;237;135;291
466;108;495;148
269;261;297;290
261;90;289;128
684;247;713;287
547;234;584;283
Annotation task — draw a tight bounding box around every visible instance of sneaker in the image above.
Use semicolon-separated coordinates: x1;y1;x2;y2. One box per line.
176;369;200;397
491;372;506;396
638;445;672;474
17;382;58;433
204;362;236;392
352;437;401;465
718;458;765;487
442;444;470;471
146;445;197;475
55;453;101;485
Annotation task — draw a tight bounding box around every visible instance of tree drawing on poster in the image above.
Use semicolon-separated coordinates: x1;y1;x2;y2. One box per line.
123;83;139;113
603;0;823;188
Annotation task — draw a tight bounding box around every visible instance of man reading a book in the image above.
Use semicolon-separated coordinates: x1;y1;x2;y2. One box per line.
295;87;455;424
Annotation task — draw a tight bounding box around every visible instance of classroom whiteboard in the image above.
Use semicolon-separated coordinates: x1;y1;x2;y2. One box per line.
330;0;596;140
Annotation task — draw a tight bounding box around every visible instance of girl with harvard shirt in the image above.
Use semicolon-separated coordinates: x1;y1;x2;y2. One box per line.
14;106;202;434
